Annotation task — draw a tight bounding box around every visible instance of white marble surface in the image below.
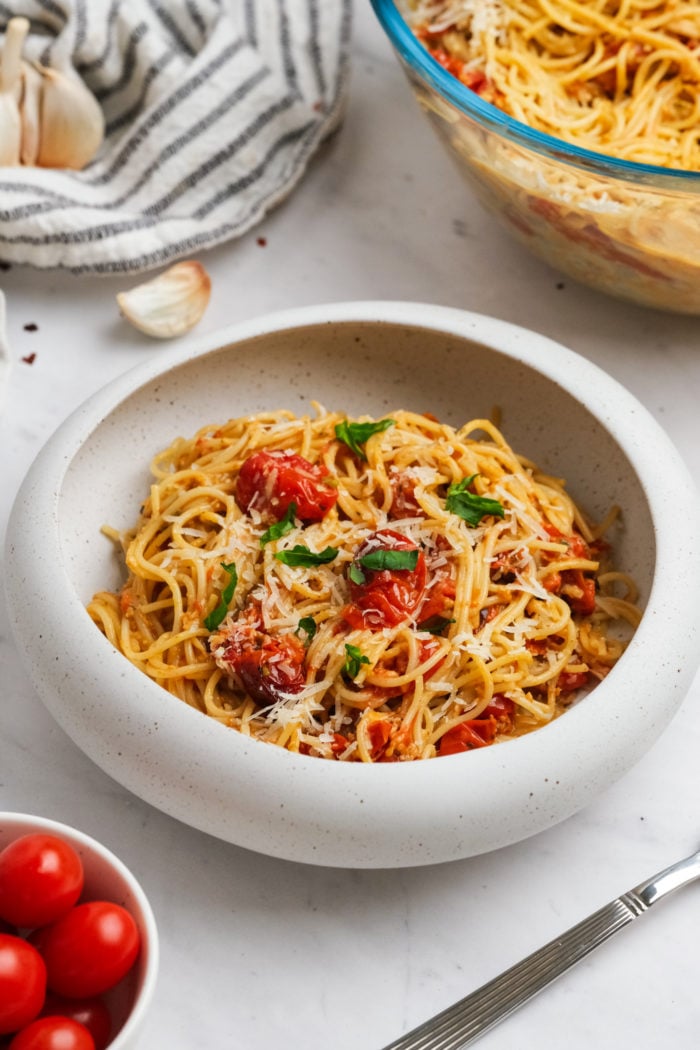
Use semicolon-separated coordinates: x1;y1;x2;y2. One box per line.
2;4;700;1048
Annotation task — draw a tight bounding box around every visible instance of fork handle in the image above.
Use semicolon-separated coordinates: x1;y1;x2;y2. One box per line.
381;849;700;1050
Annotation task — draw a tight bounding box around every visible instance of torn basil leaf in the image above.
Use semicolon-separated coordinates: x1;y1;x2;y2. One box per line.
417;614;455;635
260;501;297;546
275;545;339;567
204;562;238;631
343;642;370;679
334;418;395;460
296;616;317;644
446;474;505;527
359;548;419;572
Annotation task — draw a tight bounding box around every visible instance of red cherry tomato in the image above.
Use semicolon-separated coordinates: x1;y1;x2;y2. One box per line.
345;530;427;629
236;449;338;523
0;835;83;928
40;997;110;1050
36;901;140;999
8;1017;95;1050
0;934;46;1035
216;618;306;705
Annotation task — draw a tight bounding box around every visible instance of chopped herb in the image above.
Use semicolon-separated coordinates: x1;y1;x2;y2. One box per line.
418;614;456;635
334;418;395;460
359;548;419;572
296;616;317;644
260;501;297;546
348;562;366;585
446;474;505;527
275;545;339;567
204;562;238;631
343;642;370;679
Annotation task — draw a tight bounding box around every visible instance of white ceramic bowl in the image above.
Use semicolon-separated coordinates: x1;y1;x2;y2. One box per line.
0;813;158;1048
6;302;700;868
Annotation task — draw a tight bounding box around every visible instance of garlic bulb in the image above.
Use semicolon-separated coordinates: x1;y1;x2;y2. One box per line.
0;16;104;170
36;63;104;170
117;262;212;339
0;17;29;166
19;60;41;166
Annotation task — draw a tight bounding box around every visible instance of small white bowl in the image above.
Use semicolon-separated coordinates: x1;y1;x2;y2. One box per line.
5;302;700;867
0;813;158;1049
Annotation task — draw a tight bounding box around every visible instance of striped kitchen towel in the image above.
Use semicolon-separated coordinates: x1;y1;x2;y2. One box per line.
0;0;352;274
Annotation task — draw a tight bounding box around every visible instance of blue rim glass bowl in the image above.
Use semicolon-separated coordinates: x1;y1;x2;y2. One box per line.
370;0;700;313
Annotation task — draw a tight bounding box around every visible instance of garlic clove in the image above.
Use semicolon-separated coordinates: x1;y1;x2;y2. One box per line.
116;261;212;340
36;64;104;170
19;60;42;166
0;18;30;167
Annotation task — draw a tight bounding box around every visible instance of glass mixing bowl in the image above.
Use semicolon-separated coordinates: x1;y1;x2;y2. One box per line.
370;0;700;313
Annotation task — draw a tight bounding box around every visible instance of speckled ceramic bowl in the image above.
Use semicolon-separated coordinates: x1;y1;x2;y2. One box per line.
6;302;700;867
0;812;158;1048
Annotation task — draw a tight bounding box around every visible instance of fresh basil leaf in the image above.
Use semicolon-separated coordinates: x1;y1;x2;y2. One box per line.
275;545;339;567
204;562;238;631
260;501;297;546
296;616;317;644
348;562;366;585
417;614;456;635
334;418;395;460
359;548;419;572
343;642;370;679
446;474;505;527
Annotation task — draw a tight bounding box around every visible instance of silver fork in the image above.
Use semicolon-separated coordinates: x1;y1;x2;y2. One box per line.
381;846;700;1050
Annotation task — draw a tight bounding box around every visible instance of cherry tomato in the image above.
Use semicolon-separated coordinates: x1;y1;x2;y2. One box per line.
437;696;515;756
557;670;591;692
35;902;139;999
40;997;110;1050
345;530;427;629
0;934;46;1035
215;618;306;705
236;450;338;523
8;1017;95;1050
437;719;496;755
0;835;83;929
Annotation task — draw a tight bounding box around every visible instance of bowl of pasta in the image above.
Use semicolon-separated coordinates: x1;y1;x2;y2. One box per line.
371;0;700;313
6;301;700;867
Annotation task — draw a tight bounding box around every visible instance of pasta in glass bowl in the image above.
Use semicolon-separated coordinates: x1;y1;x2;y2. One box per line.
5;302;700;867
370;0;700;313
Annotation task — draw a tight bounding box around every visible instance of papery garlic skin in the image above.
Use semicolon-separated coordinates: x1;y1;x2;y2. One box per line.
37;65;104;170
0;18;29;167
117;262;213;340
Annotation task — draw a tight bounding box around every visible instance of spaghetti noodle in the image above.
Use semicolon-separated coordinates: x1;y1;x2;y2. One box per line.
409;0;700;169
87;406;639;762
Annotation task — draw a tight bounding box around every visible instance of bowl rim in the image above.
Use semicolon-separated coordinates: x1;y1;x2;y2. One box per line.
0;811;159;1048
369;0;700;185
6;300;700;866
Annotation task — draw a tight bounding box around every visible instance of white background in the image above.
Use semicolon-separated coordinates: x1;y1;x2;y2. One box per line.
2;4;700;1048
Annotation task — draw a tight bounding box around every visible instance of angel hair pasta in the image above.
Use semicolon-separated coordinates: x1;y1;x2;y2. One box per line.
408;0;700;169
87;405;640;763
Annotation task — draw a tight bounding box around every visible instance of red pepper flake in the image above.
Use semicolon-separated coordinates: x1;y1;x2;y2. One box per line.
23;322;38;332
256;237;267;247
21;352;36;365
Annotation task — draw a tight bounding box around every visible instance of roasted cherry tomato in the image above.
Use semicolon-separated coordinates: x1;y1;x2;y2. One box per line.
215;619;306;705
0;934;46;1035
8;1017;95;1050
344;530;427;630
235;450;338;523
40;997;110;1050
437;695;516;756
0;834;83;929
34;901;139;999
